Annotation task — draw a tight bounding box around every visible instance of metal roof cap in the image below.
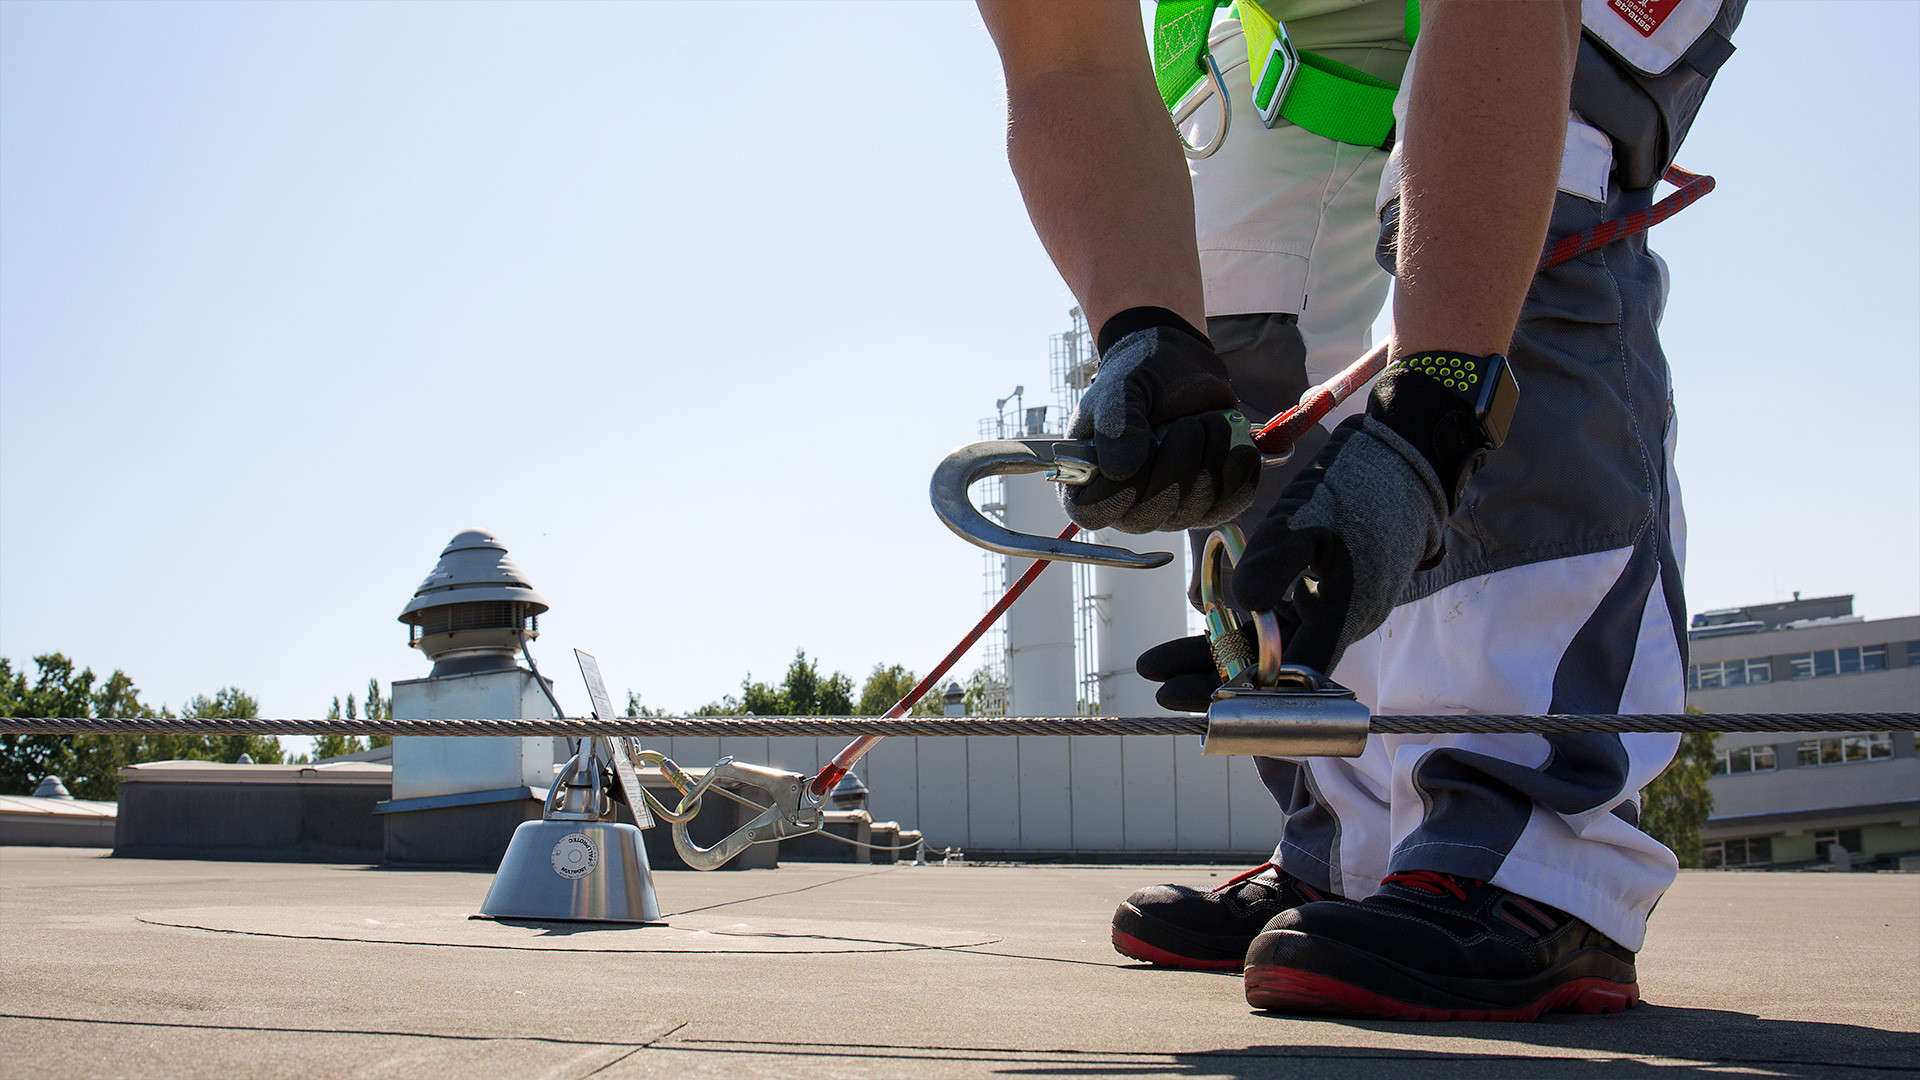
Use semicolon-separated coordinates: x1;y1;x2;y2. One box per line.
398;528;550;623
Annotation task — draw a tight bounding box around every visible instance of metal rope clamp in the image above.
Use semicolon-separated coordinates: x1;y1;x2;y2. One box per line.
1199;526;1370;758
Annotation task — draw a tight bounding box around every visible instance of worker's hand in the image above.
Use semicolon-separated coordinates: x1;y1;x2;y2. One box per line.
1230;403;1453;676
1062;324;1261;533
1135;629;1254;713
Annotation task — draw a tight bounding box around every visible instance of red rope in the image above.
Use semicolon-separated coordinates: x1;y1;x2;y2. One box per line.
1538;165;1713;271
809;525;1078;797
1256;166;1715;457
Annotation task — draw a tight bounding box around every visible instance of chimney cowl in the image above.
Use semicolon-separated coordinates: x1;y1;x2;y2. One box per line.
399;529;549;620
399;528;550;672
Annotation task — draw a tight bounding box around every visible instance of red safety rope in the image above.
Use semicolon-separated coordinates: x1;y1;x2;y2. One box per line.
1539;165;1713;271
809;166;1715;799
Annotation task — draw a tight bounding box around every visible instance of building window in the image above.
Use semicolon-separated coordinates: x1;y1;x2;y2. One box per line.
1814;828;1863;862
1795;733;1894;767
1712;744;1777;776
1789;645;1890;680
1688;657;1773;691
1703;836;1773;869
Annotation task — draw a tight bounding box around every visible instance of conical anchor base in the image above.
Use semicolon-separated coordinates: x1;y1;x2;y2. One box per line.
480;819;663;924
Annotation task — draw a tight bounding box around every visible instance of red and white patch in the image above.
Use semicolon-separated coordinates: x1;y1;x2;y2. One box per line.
1607;0;1685;38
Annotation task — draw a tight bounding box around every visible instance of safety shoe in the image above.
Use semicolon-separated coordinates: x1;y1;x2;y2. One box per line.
1243;869;1640;1021
1112;863;1339;971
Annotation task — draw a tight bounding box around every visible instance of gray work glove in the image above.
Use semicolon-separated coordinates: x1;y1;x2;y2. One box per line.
1062;324;1261;533
1231;363;1501;675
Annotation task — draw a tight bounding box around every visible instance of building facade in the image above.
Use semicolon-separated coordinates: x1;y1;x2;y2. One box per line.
1686;596;1919;870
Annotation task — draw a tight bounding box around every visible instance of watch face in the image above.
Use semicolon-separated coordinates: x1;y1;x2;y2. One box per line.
1476;357;1520;449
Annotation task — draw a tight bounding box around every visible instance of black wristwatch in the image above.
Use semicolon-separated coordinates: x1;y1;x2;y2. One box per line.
1368;350;1522;512
1395;351;1520;449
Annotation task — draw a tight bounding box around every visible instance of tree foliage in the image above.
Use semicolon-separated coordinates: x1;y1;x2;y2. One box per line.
678;651;942;717
314;677;393;760
0;653;277;799
1641;729;1716;868
855;663;944;717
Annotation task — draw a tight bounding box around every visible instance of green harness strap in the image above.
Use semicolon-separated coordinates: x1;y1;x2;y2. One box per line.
1153;0;1417;151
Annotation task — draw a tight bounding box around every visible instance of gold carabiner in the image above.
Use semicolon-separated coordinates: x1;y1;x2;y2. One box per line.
1198;525;1284;686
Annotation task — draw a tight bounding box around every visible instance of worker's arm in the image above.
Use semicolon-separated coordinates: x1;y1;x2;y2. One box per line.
977;1;1257;534
1391;0;1581;357
1232;0;1583;675
977;0;1204;335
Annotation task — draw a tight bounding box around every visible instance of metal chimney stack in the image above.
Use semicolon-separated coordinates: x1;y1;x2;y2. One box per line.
380;529;562;868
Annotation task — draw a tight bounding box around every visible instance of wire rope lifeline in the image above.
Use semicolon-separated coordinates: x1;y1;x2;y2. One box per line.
4;713;1914;738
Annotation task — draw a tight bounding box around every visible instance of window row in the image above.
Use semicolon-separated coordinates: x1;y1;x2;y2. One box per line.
1796;733;1894;767
1712;744;1775;775
1789;645;1887;680
1703;836;1770;868
1687;657;1771;691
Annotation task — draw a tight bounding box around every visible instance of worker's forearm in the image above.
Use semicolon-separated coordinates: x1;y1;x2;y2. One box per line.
1392;0;1581;358
981;1;1205;336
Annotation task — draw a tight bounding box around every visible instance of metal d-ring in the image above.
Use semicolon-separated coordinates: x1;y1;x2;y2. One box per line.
928;438;1175;570
1199;525;1283;686
1172;52;1232;160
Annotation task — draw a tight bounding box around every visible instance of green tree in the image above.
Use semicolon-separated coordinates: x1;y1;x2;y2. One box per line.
175;687;284;765
0;654;95;795
623;691;664;718
315;678;392;758
695;650;856;716
314;697;367;761
856;663;943;717
1642;729;1716;868
1;654;277;799
960;665;1007;717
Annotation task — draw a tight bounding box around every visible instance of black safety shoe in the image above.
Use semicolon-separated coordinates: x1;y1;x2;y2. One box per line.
1243;869;1640;1021
1113;863;1338;971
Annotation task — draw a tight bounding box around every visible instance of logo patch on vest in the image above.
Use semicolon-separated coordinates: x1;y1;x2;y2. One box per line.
1607;0;1685;37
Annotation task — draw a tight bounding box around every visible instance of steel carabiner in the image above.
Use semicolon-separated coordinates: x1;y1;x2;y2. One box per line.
668;759;824;871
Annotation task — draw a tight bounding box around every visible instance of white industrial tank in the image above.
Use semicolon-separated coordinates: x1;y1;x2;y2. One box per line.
1000;470;1077;717
1092;532;1189;716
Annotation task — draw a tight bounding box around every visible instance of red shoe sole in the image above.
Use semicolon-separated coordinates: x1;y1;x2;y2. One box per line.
1112;928;1244;971
1244;964;1639;1021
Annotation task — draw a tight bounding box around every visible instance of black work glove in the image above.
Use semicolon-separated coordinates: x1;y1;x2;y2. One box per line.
1136;628;1258;713
1230;366;1491;675
1061;309;1262;533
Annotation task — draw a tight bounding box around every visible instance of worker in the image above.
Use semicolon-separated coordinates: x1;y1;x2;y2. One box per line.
976;0;1740;1020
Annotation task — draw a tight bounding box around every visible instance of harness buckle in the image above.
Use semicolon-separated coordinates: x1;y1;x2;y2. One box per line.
1243;7;1301;128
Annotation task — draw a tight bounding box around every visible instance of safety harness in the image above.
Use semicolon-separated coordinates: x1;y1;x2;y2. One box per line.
1154;0;1417;153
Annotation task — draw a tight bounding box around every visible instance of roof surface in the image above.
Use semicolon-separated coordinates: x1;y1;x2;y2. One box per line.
2;848;1914;1078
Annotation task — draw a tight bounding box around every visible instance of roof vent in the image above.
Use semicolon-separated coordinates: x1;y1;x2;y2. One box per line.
33;775;73;799
399;529;550;676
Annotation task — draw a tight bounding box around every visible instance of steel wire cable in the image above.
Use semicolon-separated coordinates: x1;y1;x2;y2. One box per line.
2;713;1913;738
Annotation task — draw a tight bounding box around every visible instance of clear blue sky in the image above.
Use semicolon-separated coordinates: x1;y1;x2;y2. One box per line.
2;2;1915;749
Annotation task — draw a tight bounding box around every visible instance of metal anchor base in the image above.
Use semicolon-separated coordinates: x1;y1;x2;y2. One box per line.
478;651;665;924
479;818;663;925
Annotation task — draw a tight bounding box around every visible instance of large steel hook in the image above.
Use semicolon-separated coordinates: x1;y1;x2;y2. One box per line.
929;409;1259;570
928;437;1174;569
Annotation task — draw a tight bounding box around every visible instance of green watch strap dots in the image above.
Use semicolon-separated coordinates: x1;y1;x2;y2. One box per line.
1399;353;1485;393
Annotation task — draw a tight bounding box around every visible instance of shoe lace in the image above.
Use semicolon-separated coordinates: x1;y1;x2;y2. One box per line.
1380;869;1479;901
1212;861;1279;894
